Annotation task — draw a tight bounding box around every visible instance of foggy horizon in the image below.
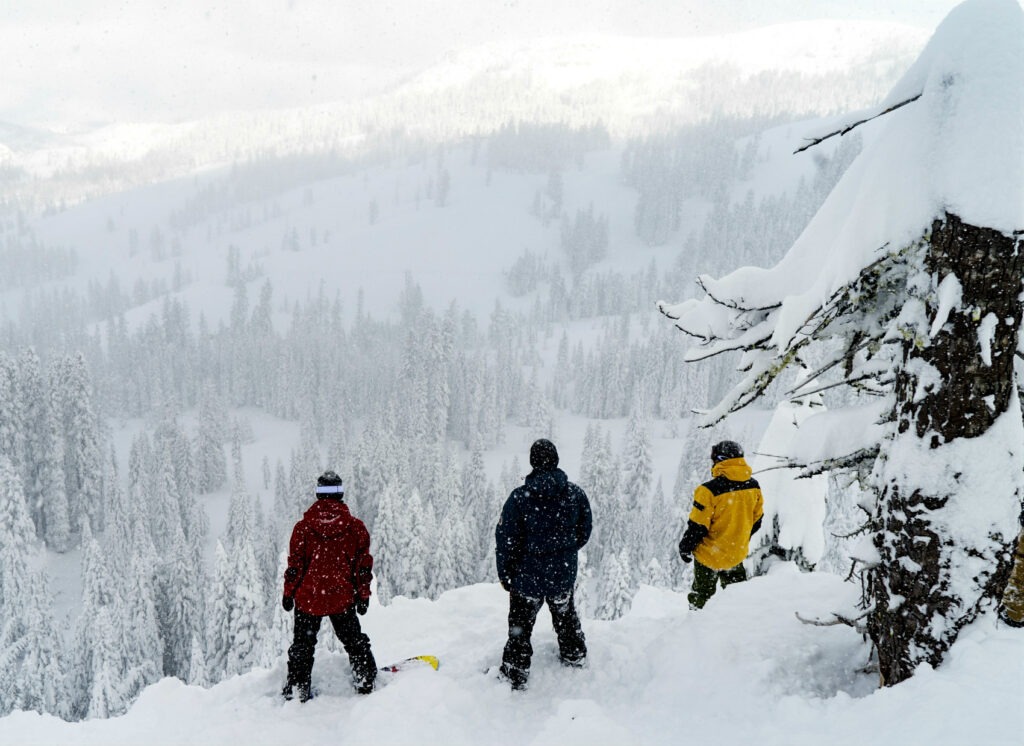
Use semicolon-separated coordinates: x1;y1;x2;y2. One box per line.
2;0;963;128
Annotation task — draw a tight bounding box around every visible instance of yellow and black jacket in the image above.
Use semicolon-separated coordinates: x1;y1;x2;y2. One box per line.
678;457;764;571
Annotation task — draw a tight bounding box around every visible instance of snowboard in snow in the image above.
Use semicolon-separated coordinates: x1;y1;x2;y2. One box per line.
379;655;440;673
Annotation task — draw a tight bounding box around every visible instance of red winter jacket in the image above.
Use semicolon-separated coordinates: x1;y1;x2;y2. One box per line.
284;499;373;616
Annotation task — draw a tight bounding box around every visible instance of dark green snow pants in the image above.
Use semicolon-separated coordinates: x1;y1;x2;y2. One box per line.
688;560;747;609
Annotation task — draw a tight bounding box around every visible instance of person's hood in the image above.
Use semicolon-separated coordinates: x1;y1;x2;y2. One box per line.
524;467;569;498
303;498;352;539
711;457;753;482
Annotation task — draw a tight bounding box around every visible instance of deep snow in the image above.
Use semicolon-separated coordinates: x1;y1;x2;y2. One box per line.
2;567;1020;746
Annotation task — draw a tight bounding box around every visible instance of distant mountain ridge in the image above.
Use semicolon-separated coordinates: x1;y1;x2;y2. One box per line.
405;21;928;91
0;20;928;210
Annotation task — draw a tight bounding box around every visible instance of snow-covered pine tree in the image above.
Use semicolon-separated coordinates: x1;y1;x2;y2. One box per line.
646;477;681;587
0;455;35;609
15;348;69;551
0;456;66;718
431;506;465;598
619;406;654;572
187;636;209;688
148;446;184;555
461;445;495;579
0;354;19;473
371;482;404;605
155;529;205;680
223;531;263;677
552;331;572;408
596;549;635;620
658;0;1024;685
8;572;65;717
430;451;474;596
195;385;227;494
102;451;165;689
69;527;122;718
578;423;600;492
81;605;121;719
400;489;433;599
117;543;163;692
205;541;232;680
208;452;265;677
586;428;620;567
52;353;105;537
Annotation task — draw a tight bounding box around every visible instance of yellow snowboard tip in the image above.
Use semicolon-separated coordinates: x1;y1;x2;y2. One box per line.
415;655;440;670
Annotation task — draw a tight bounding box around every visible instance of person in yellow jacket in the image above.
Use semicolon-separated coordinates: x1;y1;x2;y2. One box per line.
678;440;764;609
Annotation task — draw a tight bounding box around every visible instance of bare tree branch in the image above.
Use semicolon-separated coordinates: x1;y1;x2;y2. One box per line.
786;371;885;400
784;341;873;396
793;93;922;154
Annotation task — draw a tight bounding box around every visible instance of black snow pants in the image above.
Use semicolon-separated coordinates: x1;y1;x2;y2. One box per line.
500;590;586;688
287;607;377;697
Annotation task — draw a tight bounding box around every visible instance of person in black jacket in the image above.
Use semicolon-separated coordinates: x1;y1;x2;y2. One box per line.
495;439;593;690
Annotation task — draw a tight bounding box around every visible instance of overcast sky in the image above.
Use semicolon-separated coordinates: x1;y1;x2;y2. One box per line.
1;1;966;128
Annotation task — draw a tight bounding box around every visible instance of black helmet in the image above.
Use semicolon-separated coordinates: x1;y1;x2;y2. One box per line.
316;470;344;496
711;440;744;463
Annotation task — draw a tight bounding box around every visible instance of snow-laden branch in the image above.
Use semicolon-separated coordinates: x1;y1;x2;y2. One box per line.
794;610;869;628
696;276;783;313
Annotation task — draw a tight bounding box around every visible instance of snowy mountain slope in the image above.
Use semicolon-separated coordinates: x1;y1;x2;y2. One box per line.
5;109;855;334
0;19;926;206
16;146;626;322
2;570;1019;746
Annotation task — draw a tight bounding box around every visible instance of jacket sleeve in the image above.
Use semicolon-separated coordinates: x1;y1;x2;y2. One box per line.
284;521;307;599
495;493;523;586
679;486;713;557
678;520;709;557
575;486;593;549
688;485;713;529
352;522;373;602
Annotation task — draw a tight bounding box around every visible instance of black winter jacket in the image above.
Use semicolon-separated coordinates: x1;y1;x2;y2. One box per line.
495;468;592;598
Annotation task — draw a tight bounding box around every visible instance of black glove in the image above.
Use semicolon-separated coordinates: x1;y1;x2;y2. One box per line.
355;598;369;616
282;596;294;612
679;553;692;564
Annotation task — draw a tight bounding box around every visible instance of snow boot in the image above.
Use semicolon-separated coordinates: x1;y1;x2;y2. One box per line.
559;653;586;668
498;662;528;691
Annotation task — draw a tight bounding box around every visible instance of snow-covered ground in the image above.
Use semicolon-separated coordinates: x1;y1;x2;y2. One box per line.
3;567;1020;745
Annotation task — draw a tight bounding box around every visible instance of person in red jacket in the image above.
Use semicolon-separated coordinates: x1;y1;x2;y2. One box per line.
281;471;377;701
